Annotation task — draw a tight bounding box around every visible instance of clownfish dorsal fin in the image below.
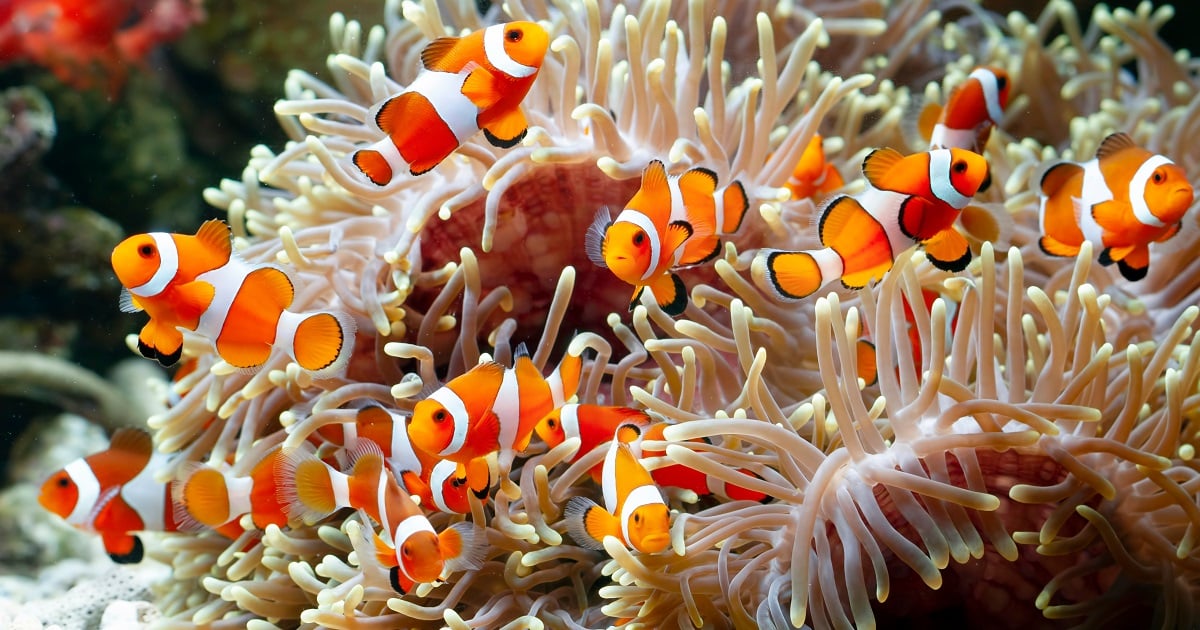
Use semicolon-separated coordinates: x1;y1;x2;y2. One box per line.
420;36;463;72
677;166;718;197
194;219;233;260
861;148;904;188
641;160;670;193
1095;132;1136;160
109;427;154;463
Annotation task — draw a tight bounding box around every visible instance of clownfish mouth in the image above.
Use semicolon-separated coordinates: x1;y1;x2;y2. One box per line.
635;533;670;553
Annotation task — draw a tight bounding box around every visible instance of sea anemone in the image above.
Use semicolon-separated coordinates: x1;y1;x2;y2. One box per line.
77;0;1200;628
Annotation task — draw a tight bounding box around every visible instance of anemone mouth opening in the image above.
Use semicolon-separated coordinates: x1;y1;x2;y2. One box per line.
413;162;651;353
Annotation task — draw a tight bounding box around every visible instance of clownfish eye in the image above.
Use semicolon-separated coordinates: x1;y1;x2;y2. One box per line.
546;418;557;429
433;410;447;423
995;75;1007;90
57;475;70;488
952;160;967;174
633;513;641;524
633;232;646;246
138;244;155;258
451;477;462;487
401;543;412;558
1152;170;1165;184
506;28;522;43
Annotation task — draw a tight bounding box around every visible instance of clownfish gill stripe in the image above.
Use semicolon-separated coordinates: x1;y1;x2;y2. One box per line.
130;233;179;298
64;459;101;526
602;441;621;512
483;24;538;79
559;405;582;442
226;475;253;522
494;369;521;451
928;150;971;209
331;470;351;512
376;473;391;534
1130;155;1173;228
392;514;437;581
430;461;455;513
429;387;471;457
614;209;662;282
122;452;171;531
421;72;480;145
970;67;1006;124
619;485;665;544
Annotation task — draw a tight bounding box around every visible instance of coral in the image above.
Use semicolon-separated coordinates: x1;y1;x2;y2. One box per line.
35;0;1200;628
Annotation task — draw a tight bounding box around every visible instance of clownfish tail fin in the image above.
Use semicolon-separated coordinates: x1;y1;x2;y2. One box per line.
440;521;486;574
721;181;749;234
277;447;340;524
352;149;393;186
178;464;234;528
753;248;834;301
278;309;356;378
564;496;607;550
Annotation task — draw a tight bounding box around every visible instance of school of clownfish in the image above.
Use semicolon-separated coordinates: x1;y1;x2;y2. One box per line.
37;20;1199;607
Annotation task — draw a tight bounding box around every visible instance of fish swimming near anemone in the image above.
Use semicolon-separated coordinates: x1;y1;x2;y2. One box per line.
110;219;356;377
918;66;1011;154
565;432;671;555
407;345;582;495
277;441;483;593
786;133;845;202
350;21;550;184
585;159;749;316
176;447;290;531
39;428;211;563
1038;132;1194;281
754;147;991;300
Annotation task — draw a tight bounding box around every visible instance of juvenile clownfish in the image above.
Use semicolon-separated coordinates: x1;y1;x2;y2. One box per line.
535;404;768;502
407;347;583;492
176;447;289;530
311;406;488;514
565;434;670;554
38;428;212;563
919;66;1011;154
351;21;550;184
277;442;483;593
1038;132;1194;281
786;134;845;202
585;160;749;316
754;147;991;300
110;219;356;377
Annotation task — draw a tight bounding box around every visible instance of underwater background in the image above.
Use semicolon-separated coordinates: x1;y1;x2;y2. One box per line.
3;0;1200;628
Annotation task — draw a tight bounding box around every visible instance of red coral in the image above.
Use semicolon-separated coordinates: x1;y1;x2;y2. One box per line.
0;0;204;93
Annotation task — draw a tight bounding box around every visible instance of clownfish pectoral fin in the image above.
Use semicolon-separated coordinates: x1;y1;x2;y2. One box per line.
482;108;529;149
921;228;972;272
721;180;750;234
399;470;428;498
373;531;399;569
860;147;904;188
646;272;689;317
466;458;491;499
1038;234;1079;258
283;310;354;377
439;521;485;574
138;319;184;367
1155;222;1182;243
564;496;618;550
1038;161;1082;198
664;220;695;257
855;338;878;387
102;532;144;564
352;149;393;186
119;288;143;313
461;65;505;110
628;285;646;312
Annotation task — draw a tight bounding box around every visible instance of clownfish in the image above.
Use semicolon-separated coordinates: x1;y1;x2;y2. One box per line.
535;404;768;502
919;66;1010;154
1038;132;1194;281
311;406;488;513
565;435;670;554
38;428;206;563
786;134;845;202
277;442;483;593
351;21;550;184
407;347;582;489
585;160;749;316
176;447;289;530
754;147;991;300
110;219;355;377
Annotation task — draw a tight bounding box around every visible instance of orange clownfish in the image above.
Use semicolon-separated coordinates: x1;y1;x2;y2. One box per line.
786;134;845;202
919;66;1010;154
565;435;670;554
176;447;290;531
277;443;483;593
754;147;991;300
585;160;749;316
38;428;203;563
312;406;487;513
351;21;550;184
1038;132;1194;281
110;219;355;377
407;347;583;488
